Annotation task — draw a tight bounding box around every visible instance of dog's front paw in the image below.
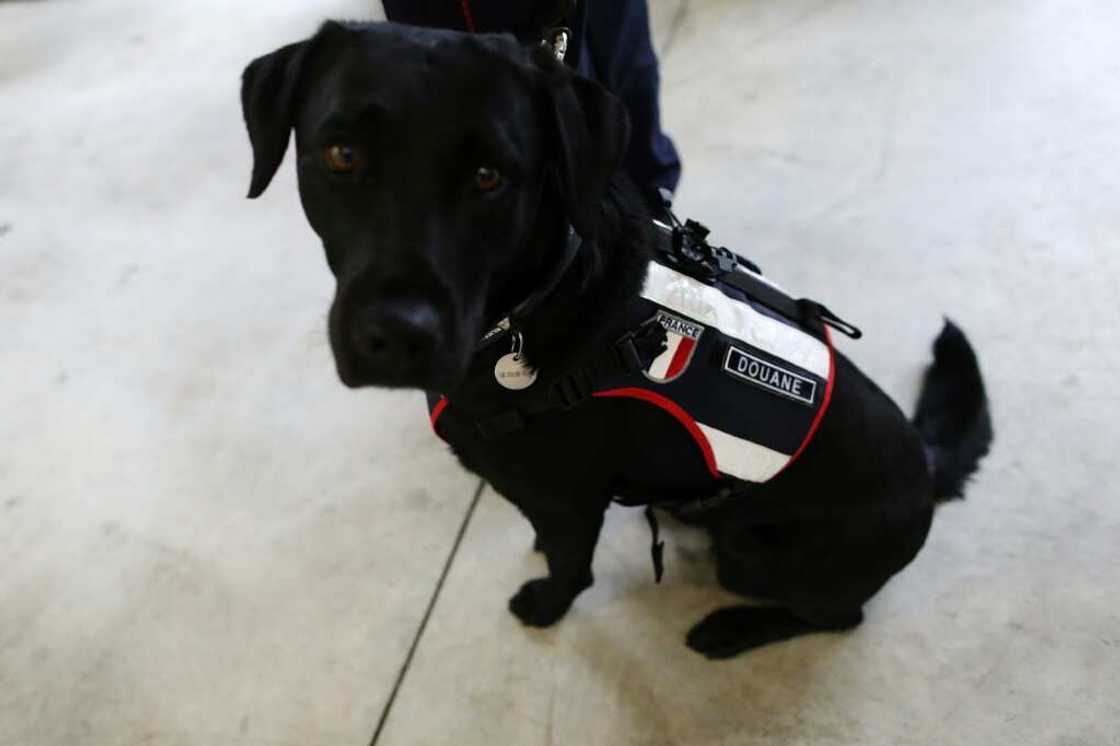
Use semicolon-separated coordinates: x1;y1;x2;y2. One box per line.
508;578;575;627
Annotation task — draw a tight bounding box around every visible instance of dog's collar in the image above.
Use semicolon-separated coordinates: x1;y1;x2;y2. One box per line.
479;224;583;342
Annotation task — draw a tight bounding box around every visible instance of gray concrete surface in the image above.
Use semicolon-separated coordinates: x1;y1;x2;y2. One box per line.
2;0;1118;745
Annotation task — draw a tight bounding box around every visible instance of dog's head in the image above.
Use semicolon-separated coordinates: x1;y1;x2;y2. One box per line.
241;22;629;390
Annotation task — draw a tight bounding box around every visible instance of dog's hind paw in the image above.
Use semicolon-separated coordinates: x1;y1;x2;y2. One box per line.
508;578;582;627
685;605;863;659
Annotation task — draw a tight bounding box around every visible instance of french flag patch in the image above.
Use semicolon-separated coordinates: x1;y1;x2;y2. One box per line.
645;311;705;383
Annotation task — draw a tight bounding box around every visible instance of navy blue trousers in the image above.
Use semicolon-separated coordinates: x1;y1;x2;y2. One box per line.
381;0;682;202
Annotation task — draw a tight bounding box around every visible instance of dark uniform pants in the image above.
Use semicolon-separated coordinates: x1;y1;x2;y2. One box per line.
381;0;682;202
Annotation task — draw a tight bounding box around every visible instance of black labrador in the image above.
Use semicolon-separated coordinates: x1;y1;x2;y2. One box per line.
241;21;992;658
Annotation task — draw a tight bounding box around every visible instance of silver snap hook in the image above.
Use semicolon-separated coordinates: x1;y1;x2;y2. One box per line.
542;28;570;62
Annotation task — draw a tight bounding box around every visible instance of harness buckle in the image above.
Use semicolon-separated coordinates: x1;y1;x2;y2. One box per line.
666;218;744;282
710;245;739;274
615;319;669;374
616;335;646;373
552;371;592;410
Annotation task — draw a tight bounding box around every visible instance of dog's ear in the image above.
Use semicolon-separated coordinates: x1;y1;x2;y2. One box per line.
242;20;355;199
240;39;312;198
535;49;631;239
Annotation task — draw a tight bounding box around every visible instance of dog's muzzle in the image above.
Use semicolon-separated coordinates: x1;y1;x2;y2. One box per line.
333;296;449;389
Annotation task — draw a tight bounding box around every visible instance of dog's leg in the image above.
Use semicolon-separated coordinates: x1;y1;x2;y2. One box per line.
686;604;863;659
695;527;857;658
508;495;610;627
512;504;546;553
689;506;932;658
711;525;778;600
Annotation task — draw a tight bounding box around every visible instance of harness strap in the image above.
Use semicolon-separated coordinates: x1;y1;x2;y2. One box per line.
474;317;668;439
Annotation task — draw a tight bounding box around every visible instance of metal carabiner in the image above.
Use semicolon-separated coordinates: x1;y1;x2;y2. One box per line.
541;27;570;62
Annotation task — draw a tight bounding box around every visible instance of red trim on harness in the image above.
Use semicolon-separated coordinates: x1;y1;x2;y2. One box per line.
430;396;449;438
780;326;835;472
592;387;720;478
459;0;477;32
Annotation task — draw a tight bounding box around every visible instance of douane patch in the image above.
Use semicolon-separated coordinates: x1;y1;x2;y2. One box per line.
722;345;817;406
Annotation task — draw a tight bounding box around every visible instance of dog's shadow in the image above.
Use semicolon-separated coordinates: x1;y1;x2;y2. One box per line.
456;493;858;741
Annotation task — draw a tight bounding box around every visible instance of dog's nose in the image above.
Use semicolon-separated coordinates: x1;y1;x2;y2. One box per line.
351;298;442;365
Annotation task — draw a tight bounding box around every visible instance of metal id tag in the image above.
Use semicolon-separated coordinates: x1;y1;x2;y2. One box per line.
494;332;537;390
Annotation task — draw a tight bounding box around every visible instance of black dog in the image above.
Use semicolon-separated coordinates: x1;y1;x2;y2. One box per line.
241;22;992;658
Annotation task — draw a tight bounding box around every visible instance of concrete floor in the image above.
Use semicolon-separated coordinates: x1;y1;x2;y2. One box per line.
2;0;1118;744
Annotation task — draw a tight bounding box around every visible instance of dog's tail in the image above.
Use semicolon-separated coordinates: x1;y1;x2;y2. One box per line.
912;320;993;502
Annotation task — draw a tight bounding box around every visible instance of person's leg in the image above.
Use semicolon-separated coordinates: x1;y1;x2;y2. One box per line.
380;0;681;204
381;0;464;30
569;0;682;205
382;1;572;41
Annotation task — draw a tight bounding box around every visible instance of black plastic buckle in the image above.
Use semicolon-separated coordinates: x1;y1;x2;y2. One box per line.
552;371;592;410
616;334;646;373
683;218;711;241
710;245;739;274
668;219;745;282
615;320;668;374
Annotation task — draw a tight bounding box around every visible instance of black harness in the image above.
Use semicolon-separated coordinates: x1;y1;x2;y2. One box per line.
437;18;863;581
427;212;860;582
432;214;859;438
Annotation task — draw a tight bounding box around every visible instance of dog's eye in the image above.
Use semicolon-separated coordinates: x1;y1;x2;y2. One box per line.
324;144;358;173
474;166;503;192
